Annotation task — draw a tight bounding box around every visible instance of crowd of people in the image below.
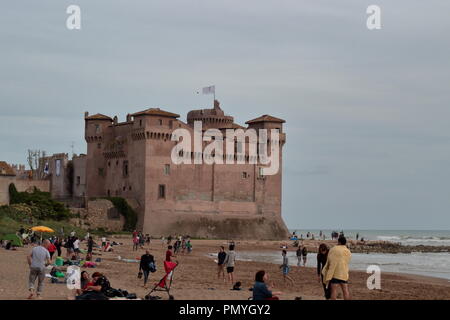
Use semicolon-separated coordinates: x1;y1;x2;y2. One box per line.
23;226;352;301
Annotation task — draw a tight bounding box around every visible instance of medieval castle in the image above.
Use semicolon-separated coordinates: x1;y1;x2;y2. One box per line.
1;101;289;239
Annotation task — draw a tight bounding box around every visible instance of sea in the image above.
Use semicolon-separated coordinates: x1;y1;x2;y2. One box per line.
214;230;450;280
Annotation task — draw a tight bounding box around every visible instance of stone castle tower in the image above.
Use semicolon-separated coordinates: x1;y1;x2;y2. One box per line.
84;101;289;239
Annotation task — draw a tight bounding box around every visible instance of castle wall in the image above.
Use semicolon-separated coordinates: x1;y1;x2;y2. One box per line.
84;106;289;240
0;176;50;205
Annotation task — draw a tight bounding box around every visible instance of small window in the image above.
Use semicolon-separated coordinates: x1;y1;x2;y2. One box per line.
76;176;81;185
159;119;163;126
123;186;126;191
95;124;101;134
140;120;142;127
129;186;132;191
158;184;166;199
258;167;264;178
97;143;101;149
242;172;248;179
108;161;111;167
116;160;119;166
98;168;104;177
123;160;129;177
107;189;110;196
164;164;170;175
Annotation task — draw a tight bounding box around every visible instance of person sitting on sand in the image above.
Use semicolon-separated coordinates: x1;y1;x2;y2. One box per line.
280;250;294;285
76;271;94;295
317;243;331;300
322;236;352;300
252;270;282;300
76;272;110;300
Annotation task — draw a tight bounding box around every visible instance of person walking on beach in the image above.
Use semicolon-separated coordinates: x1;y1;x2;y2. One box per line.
27;239;51;299
132;235;139;251
217;246;226;282
166;245;176;262
54;238;62;257
322;236;352;300
47;241;56;261
296;246;302;267
73;237;81;259
101;236;107;251
280;250;294;285
224;244;236;284
139;250;155;289
301;245;308;266
317;243;331;300
86;236;94;261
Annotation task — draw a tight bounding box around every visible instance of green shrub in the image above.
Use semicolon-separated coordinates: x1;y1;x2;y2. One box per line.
8;183;71;221
102;197;137;231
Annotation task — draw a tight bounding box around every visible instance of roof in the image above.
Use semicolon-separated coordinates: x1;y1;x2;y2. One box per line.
131;108;180;118
85;113;113;121
245;114;286;124
0;161;16;176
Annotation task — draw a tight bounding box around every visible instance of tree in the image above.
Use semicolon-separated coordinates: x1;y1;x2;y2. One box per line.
27;149;47;179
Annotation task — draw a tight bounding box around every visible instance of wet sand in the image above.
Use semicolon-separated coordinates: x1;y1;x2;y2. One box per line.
1;238;449;300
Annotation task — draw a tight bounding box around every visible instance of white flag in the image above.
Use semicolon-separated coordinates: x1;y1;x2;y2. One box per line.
202;85;215;95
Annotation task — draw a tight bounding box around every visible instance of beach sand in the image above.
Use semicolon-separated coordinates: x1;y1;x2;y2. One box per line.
1;238;449;300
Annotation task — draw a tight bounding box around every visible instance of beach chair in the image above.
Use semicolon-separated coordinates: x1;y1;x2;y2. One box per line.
145;260;178;300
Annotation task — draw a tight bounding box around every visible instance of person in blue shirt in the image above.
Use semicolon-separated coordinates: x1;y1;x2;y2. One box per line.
252;270;282;300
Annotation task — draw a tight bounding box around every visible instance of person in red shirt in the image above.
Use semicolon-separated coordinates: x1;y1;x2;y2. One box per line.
165;245;176;262
47;242;56;260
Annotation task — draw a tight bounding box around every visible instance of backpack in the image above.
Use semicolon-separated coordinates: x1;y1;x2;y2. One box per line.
149;261;157;273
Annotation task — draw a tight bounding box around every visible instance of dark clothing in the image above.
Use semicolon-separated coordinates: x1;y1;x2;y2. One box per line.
87;239;94;253
317;251;331;299
94;276;111;294
165;250;173;262
317;252;328;276
302;247;308;256
76;291;108;300
252;281;273;300
330;278;348;284
55;241;62;256
139;254;155;271
218;251;226;265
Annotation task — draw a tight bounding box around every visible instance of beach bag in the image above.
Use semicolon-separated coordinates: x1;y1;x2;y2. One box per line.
149;261;156;273
137;271;143;279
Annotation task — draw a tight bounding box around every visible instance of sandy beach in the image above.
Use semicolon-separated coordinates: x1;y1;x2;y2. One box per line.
1;237;449;300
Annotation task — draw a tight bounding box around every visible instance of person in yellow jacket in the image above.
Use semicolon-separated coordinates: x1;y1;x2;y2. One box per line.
321;236;351;300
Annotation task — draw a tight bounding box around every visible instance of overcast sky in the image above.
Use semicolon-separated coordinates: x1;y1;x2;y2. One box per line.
1;1;449;230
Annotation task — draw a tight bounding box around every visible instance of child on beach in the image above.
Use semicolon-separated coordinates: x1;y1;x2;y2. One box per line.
280;250;294;285
224;244;236;284
217;246;226;282
302;245;308;266
296;246;302;266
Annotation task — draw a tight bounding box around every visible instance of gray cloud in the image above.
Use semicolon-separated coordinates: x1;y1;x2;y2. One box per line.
1;0;449;229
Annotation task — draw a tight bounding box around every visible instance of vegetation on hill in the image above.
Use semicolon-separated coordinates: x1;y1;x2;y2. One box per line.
101;197;138;231
0;183;83;238
8;183;71;220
